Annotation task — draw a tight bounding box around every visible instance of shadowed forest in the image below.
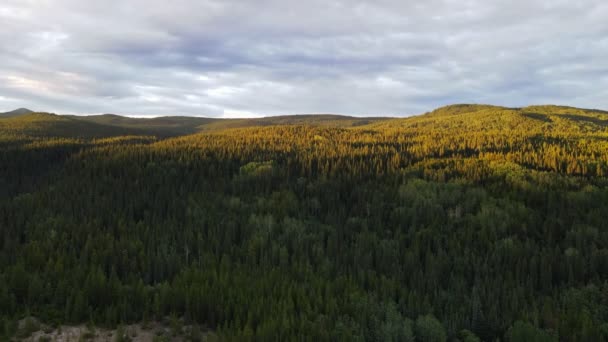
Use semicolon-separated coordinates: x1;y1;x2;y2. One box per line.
1;104;608;341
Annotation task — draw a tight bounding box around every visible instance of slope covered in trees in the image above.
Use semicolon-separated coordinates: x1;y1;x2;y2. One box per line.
0;111;388;139
1;104;608;341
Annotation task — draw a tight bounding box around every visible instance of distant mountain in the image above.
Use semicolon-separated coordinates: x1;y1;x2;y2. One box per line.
2;104;607;140
70;114;220;137
0;112;390;139
426;104;510;116
0;108;34;118
0;112;152;139
196;114;389;131
366;103;608;134
3;103;608;341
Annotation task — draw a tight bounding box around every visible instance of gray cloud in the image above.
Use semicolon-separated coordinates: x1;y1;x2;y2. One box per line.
0;0;606;117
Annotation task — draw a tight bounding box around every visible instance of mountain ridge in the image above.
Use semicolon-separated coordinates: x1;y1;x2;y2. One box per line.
2;103;608;341
2;104;608;140
2;103;608;120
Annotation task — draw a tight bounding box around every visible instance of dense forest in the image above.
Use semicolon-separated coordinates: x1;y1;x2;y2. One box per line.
1;104;608;341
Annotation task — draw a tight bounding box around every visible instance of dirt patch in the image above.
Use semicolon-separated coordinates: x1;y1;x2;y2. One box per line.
15;319;218;342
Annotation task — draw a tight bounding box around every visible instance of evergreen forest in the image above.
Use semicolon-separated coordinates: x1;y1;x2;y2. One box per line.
1;104;608;341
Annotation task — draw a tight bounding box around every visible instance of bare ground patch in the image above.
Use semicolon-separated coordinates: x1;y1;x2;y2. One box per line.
14;318;218;342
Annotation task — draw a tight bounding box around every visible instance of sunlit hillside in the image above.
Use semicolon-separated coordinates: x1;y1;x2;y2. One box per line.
1;104;608;340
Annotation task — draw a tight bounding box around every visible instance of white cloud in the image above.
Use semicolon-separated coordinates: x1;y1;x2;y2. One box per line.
0;0;606;116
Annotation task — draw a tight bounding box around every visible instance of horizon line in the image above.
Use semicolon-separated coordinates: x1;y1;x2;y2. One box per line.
3;103;608;119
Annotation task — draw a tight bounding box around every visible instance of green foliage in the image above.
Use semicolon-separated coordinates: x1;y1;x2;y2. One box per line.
188;324;202;342
239;160;274;177
170;314;182;337
2;104;608;339
152;335;170;342
0;317;17;340
505;321;556;342
458;329;481;342
415;315;447;342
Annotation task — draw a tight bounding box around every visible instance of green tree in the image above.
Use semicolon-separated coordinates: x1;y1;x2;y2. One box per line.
458;329;481;342
506;321;556;342
415;314;446;342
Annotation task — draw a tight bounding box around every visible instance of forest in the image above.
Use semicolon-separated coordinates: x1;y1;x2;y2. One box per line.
1;104;608;341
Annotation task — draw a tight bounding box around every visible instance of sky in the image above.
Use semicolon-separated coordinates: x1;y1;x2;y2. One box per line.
0;0;607;117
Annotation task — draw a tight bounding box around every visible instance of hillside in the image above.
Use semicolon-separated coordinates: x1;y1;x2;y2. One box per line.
70;114;219;137
0;112;156;141
4;104;608;139
0;110;390;140
1;104;608;341
0;108;34;118
373;104;608;133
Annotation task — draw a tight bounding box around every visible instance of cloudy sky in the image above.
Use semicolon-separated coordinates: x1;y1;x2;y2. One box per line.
0;0;607;117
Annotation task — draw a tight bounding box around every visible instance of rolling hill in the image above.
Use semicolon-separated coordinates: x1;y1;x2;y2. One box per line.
2;104;608;139
0;110;391;139
0;108;34;118
369;104;608;134
0;112;153;139
2;104;608;340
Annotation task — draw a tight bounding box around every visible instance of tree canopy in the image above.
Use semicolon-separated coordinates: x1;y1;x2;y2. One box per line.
1;104;608;340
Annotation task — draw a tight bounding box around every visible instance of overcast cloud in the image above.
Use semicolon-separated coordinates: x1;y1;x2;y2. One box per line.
0;0;607;117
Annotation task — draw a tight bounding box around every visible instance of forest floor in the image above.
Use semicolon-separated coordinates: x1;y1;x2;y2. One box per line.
15;317;218;341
